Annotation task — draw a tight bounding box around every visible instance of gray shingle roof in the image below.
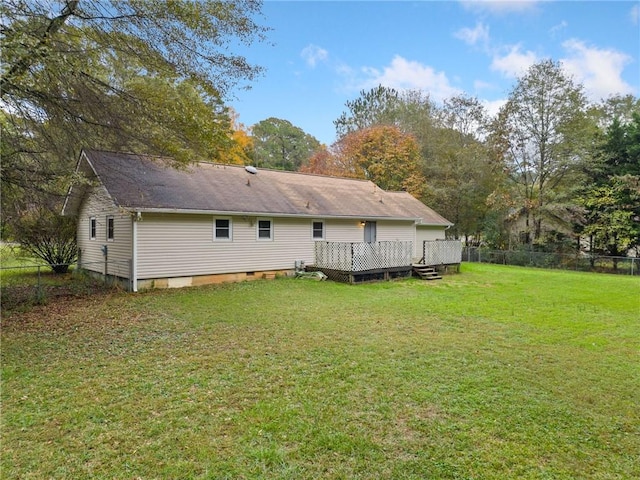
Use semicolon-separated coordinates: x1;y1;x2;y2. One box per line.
64;150;452;226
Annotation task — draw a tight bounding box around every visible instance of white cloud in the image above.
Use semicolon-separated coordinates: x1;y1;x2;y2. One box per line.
491;44;538;78
454;22;490;48
481;98;507;119
473;79;495;91
357;55;461;102
301;44;328;68
459;0;539;15
549;20;568;37
561;39;635;100
631;4;639;25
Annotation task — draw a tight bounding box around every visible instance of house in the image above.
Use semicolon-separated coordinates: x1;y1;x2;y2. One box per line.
62;150;453;290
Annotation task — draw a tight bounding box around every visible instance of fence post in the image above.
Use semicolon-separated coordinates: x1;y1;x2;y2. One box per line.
350;243;354;272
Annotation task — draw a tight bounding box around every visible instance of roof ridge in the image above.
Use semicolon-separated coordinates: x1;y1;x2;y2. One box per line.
195;161;375;184
84;150;374;184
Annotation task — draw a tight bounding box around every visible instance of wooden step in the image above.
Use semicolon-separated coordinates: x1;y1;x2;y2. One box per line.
412;264;442;280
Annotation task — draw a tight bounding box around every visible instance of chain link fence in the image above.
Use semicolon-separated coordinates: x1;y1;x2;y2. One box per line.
0;260;130;311
462;247;639;276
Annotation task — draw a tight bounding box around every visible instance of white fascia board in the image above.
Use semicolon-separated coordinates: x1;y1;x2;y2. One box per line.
120;207;432;223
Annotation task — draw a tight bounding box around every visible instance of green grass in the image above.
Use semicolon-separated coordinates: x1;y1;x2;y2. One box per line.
2;264;639;479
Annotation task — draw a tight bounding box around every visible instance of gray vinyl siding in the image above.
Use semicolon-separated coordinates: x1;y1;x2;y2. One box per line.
77;186;132;278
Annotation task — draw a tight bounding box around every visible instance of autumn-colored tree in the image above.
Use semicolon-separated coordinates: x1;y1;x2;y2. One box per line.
219;111;254;165
299;146;346;177
335;125;426;197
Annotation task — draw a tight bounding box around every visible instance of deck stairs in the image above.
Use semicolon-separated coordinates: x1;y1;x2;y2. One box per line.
412;264;442;280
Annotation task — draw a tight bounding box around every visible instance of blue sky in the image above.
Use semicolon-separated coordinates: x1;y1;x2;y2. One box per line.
229;1;640;145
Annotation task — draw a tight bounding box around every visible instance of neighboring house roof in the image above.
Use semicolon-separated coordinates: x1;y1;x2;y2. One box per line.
63;149;453;226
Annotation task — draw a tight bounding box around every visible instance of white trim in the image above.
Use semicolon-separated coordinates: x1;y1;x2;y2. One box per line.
106;215;115;242
89;216;97;240
132;213;138;292
256;218;273;241
312;220;325;240
117;207;451;225
213;216;233;241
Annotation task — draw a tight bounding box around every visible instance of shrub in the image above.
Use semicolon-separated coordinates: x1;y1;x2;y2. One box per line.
11;209;77;274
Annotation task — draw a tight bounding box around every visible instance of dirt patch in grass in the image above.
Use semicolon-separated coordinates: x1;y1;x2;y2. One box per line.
1;289;133;333
1;272;123;316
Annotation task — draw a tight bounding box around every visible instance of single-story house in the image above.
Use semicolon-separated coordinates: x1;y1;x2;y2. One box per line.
62;149;454;290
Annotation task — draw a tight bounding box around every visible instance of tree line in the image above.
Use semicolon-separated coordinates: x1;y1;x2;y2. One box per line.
308;64;640;256
247;63;640;260
1;1;638;269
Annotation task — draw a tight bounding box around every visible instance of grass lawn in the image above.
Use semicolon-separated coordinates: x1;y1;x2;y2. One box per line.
2;263;639;479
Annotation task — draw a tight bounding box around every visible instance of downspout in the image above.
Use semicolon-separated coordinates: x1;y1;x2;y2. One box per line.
132;212;139;292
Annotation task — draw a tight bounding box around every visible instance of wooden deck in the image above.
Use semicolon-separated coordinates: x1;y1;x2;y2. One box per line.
310;240;462;284
312;241;413;284
309;265;412;284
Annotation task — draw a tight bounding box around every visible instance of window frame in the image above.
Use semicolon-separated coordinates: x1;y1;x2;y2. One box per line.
213;217;233;242
106;215;115;242
312;220;325;240
256;218;273;241
89;217;96;240
364;221;377;243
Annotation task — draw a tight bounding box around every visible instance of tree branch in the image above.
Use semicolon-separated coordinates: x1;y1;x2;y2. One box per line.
0;0;79;95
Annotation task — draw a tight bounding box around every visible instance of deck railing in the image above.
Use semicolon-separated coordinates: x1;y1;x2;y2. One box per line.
422;240;462;266
314;241;414;272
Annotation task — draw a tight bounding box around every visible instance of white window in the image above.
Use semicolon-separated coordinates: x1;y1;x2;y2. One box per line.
213;217;232;241
312;220;324;240
106;216;114;241
89;217;96;240
257;219;273;240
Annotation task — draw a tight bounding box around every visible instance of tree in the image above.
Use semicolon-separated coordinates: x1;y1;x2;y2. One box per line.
334;125;426;197
488;60;591;246
1;0;265;192
299;146;344;176
333;88;501;239
334;85;437;144
251;118;321;171
579;110;640;261
1;0;266;247
600;113;640;178
219;111;255;165
580;177;640;264
334;85;402;138
423;95;499;241
592;94;640;127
